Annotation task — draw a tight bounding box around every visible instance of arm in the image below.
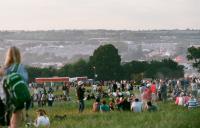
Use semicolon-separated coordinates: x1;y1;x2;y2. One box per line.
33;118;39;127
0;68;5;76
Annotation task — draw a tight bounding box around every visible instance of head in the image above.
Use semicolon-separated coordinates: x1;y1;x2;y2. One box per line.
96;97;100;103
102;99;107;105
189;93;194;99
4;46;21;67
147;101;152;106
36;109;47;116
78;81;84;87
135;98;139;102
180;92;184;97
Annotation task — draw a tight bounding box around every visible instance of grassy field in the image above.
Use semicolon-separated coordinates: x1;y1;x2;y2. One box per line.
25;97;200;128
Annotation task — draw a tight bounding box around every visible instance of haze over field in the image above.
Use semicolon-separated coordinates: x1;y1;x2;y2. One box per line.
0;30;200;67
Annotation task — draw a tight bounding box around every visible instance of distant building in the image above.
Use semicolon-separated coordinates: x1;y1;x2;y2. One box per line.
174;55;188;63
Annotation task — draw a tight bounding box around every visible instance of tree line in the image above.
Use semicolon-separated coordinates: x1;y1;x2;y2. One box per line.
27;44;200;82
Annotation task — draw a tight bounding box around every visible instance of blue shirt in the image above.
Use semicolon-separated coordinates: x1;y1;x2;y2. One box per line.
5;64;28;83
188;98;198;109
100;104;110;112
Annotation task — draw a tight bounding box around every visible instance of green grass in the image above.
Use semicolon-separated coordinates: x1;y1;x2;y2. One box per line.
25;100;200;128
24;87;200;128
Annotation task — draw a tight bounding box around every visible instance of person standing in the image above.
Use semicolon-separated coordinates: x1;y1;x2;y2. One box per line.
76;81;85;113
160;81;167;103
47;92;54;107
151;82;157;103
62;84;67;96
0;46;29;128
191;80;198;98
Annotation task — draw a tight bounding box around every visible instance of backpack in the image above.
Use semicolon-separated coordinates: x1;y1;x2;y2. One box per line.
3;64;31;108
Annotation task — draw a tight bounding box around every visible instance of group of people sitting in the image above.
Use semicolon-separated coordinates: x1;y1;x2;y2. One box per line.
175;92;199;109
92;95;157;113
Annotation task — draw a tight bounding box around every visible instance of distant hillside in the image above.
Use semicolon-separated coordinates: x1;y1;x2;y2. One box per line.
0;29;199;67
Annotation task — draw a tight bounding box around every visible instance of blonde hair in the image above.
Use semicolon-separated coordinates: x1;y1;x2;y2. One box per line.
4;46;21;67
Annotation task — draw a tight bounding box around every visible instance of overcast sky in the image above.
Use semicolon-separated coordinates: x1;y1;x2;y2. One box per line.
0;0;199;30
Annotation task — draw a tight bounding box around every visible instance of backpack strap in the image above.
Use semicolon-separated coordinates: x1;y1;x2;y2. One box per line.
11;64;19;73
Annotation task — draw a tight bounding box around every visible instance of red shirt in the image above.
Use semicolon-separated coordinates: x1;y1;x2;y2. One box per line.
151;84;156;94
143;88;152;100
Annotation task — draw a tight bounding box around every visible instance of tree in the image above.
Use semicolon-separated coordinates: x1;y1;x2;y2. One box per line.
57;64;72;77
57;59;90;77
89;44;122;80
187;46;200;72
122;61;148;80
70;59;90;77
144;59;184;79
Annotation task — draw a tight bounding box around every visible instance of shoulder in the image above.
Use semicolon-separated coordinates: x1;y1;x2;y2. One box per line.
18;64;27;70
38;116;49;121
4;65;13;74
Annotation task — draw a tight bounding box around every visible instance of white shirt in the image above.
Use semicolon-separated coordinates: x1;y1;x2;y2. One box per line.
34;116;50;128
178;97;184;106
48;94;54;101
92;84;97;90
131;101;143;112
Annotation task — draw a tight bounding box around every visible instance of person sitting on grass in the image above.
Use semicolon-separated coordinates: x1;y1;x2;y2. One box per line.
146;101;157;112
131;98;143;113
34;109;50;128
100;99;110;112
175;92;185;106
187;95;198;109
109;98;115;111
122;97;130;111
92;98;101;112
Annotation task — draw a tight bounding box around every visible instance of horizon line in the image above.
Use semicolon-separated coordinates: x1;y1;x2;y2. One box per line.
0;28;200;32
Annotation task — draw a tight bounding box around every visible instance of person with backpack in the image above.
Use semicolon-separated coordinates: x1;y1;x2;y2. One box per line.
0;46;30;128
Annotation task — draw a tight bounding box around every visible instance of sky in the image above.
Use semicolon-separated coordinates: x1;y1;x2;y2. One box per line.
0;0;199;30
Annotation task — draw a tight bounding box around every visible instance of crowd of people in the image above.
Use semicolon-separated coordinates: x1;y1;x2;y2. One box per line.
84;78;200;113
30;77;200;114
